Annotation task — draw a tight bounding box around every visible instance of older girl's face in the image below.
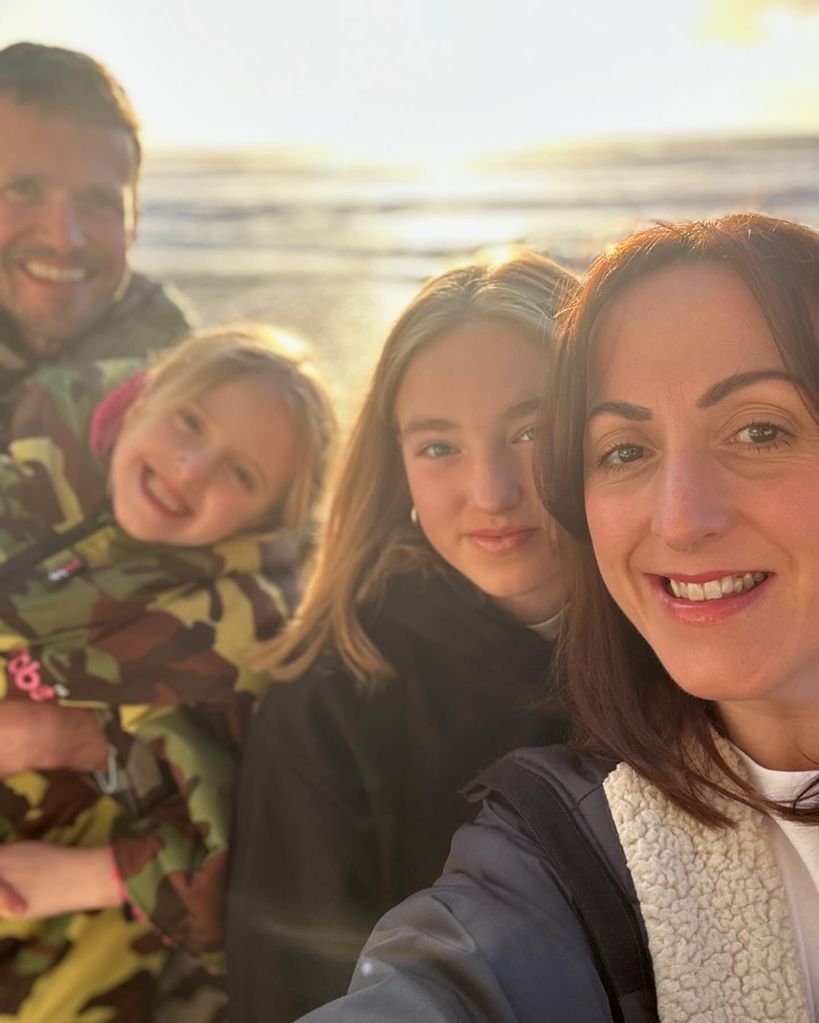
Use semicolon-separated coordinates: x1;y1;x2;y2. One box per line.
584;262;819;717
396;319;564;624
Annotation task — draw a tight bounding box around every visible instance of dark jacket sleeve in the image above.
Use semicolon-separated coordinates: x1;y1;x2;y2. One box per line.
297;799;616;1023
227;662;398;1023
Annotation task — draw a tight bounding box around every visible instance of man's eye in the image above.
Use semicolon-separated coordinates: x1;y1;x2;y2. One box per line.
4;178;42;203
80;189;124;214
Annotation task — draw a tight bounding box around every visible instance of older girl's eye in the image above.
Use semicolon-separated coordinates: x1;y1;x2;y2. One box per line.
515;425;536;444
734;421;792;447
419;442;456;459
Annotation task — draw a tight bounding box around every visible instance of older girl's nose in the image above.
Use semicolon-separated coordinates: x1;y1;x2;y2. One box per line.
470;452;521;514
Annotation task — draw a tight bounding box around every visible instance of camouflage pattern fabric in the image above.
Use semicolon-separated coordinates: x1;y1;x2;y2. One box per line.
0;272;193;451
0;362;292;1021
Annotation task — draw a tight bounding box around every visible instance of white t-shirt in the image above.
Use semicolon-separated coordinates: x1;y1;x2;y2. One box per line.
736;749;819;1020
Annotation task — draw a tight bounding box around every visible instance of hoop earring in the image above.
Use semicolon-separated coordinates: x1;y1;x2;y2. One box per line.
410;506;418;526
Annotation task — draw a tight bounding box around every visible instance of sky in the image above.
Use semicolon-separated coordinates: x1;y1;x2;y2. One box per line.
1;0;818;158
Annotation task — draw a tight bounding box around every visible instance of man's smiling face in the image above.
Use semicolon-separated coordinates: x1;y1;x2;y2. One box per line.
0;95;138;355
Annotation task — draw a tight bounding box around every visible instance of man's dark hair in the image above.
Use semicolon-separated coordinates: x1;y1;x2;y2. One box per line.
0;42;141;169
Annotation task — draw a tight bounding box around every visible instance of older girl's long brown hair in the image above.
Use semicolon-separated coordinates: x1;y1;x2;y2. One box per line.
257;251;576;688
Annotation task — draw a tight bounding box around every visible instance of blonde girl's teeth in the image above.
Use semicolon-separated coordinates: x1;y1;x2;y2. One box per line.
720;576;734;595
687;582;705;601
753;571;766;582
703;580;722;600
669;579;681;597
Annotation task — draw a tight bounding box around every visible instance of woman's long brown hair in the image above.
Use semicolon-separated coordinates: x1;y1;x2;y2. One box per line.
539;213;819;825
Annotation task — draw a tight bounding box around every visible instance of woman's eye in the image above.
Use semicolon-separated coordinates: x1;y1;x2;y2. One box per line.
515;425;536;444
734;421;791;446
597;443;646;470
419;442;456;459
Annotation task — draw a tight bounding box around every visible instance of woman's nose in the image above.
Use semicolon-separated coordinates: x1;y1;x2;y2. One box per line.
650;452;733;552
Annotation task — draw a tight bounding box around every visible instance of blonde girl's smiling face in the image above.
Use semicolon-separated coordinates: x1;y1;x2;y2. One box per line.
395;319;564;624
583;261;819;716
109;374;299;547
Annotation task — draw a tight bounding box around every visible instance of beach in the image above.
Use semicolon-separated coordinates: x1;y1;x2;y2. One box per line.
133;135;819;423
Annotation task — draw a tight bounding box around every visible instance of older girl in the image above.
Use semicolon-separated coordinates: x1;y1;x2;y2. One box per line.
295;215;819;1023
0;326;335;1021
227;252;576;1022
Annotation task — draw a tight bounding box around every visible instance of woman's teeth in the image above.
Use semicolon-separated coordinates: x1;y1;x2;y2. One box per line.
666;572;767;601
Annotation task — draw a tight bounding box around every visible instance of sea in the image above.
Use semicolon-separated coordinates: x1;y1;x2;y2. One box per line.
133;135;819;420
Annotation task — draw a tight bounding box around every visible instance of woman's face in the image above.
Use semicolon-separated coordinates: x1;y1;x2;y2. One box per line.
110;374;299;546
584;261;819;715
395;319;564;624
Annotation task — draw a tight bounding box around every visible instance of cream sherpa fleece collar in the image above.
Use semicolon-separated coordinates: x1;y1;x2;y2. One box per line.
603;739;810;1023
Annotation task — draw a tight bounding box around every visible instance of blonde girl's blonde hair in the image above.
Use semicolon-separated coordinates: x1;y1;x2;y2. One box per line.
258;251;577;688
133;324;337;532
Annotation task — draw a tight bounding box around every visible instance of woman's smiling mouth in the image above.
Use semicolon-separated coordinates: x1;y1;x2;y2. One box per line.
663;571;769;602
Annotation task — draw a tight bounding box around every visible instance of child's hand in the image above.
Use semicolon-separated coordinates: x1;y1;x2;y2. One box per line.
0;843;121;919
0;703;109;776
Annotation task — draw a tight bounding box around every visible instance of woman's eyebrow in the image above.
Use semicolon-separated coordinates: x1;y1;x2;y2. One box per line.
696;369;798;407
586;400;651;423
399;417;457;438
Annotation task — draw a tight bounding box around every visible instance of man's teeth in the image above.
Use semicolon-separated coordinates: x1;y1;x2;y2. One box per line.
24;261;88;283
667;572;767;601
145;471;187;514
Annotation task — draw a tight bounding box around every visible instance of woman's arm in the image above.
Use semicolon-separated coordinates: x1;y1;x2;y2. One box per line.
298;801;618;1023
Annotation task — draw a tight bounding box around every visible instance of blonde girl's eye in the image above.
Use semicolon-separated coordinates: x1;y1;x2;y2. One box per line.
231;463;255;490
176;408;203;434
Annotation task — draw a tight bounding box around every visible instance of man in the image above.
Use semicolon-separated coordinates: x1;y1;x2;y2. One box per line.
0;41;191;443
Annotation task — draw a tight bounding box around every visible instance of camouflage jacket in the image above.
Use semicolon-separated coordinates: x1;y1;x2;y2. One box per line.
0;361;292;991
0;271;192;450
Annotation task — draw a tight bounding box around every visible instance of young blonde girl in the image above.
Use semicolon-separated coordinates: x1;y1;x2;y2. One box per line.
0;325;335;1022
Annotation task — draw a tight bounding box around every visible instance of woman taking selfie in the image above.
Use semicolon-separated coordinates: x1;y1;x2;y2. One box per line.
227;252;576;1022
295;214;819;1023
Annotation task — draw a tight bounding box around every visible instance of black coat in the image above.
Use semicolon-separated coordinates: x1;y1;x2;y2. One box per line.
226;568;566;1023
295;746;657;1023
